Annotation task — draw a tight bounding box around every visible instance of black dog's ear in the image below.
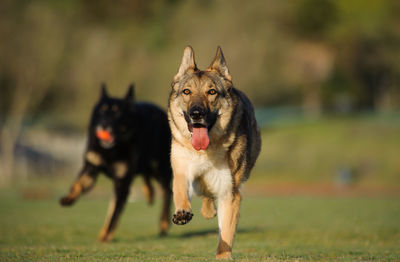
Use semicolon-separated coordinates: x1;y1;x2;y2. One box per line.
101;83;108;99
125;84;135;101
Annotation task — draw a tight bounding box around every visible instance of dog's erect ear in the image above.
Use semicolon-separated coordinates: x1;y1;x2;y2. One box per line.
101;83;108;99
174;45;197;80
125;84;135;101
207;46;232;81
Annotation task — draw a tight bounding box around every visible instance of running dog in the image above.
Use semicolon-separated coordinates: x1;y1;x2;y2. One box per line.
168;46;261;259
60;84;172;241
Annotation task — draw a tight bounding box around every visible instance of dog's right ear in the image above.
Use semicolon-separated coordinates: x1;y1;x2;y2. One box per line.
100;83;108;99
174;45;197;81
125;84;135;101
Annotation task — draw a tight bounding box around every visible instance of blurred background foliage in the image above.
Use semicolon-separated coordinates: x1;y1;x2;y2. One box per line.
0;0;399;189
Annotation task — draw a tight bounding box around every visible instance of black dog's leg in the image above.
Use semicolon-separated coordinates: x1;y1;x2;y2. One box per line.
60;162;99;206
159;180;172;236
99;179;131;242
143;176;154;205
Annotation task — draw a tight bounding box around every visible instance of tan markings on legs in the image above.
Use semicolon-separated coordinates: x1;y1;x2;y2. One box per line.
79;174;94;189
66;173;94;200
160;187;171;235
68;182;83;200
201;196;216;219
86;151;103;166
142;177;154;205
171;158;191;212
113;162;128;179
216;191;241;260
99;198;116;242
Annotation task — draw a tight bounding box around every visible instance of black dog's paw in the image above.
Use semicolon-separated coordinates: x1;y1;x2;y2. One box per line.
172;210;193;225
59;196;75;206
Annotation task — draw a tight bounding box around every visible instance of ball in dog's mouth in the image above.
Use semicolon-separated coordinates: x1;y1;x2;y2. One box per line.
188;124;209;151
96;129;115;148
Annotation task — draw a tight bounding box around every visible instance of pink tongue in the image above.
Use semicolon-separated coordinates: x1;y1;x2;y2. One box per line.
191;127;209;151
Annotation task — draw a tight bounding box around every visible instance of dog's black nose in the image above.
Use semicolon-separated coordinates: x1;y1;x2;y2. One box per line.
189;106;206;120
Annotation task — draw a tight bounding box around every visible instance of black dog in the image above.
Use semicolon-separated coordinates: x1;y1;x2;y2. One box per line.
60;84;172;241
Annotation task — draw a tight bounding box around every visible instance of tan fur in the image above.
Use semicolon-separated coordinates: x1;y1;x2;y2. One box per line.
201;196;216;219
171;153;192;212
68;183;83;200
142;177;154;205
63;173;95;202
99;198;117;242
86;151;103;166
160;187;171;235
168;46;261;259
216;191;241;259
113;162;128;179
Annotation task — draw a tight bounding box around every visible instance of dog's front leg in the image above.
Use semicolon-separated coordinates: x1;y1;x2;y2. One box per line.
60;162;99;206
171;156;193;225
216;190;241;260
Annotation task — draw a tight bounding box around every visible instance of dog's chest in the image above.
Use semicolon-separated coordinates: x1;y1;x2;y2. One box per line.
187;152;232;198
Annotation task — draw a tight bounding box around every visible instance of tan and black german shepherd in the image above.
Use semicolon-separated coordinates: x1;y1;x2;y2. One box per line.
168;46;261;259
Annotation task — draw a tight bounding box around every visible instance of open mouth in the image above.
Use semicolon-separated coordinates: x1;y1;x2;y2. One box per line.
96;128;115;148
188;123;209;151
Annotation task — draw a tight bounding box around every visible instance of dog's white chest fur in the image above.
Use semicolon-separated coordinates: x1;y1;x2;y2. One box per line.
183;149;232;199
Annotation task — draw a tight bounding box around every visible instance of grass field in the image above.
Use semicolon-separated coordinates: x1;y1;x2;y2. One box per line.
1;114;399;261
1;188;399;261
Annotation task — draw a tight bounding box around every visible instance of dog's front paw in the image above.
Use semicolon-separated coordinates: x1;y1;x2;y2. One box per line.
172;210;193;225
59;196;75;206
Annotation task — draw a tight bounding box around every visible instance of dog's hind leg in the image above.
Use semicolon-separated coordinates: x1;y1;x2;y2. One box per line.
216;190;241;260
159;182;172;236
142;176;154;205
60;162;99;206
99;181;130;242
201;196;216;219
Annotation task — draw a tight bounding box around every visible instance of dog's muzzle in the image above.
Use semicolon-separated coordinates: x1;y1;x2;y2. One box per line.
189;106;206;121
185;106;211;151
96;125;115;149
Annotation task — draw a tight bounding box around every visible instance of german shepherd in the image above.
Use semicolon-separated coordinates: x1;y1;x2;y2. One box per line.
60;84;172;241
168;46;261;259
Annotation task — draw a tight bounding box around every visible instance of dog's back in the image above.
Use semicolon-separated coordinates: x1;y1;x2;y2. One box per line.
131;102;172;182
230;88;261;183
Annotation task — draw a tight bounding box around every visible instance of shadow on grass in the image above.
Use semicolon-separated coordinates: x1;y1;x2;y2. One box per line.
114;226;266;243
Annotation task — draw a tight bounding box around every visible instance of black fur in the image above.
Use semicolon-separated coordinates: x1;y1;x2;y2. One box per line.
60;84;172;240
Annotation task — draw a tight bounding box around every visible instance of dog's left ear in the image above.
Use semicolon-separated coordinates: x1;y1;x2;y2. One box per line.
207;46;232;81
125;84;135;101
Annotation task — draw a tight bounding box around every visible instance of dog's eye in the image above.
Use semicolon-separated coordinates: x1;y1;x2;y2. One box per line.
100;104;108;113
112;105;119;112
182;89;191;95
208;89;217;95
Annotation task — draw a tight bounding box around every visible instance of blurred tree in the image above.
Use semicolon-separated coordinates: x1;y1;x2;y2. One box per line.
289;0;338;115
294;0;338;39
1;0;400;185
0;2;66;185
326;0;400;111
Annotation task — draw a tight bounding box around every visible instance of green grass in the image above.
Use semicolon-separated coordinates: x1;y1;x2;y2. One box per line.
252;114;400;186
1;189;399;261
